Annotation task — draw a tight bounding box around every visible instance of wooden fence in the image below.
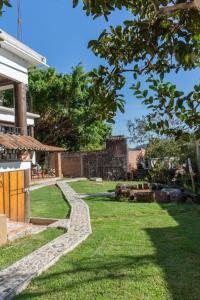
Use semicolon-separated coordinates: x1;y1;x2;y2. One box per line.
0;170;26;222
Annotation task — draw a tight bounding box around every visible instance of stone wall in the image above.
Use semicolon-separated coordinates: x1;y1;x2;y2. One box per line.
57;136;128;180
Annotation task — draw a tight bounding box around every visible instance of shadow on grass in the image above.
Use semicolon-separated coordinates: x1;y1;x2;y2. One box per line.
146;203;200;300
14;254;157;299
15;203;200;300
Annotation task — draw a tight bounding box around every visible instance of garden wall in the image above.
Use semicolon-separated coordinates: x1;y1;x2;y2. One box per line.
50;136;129;179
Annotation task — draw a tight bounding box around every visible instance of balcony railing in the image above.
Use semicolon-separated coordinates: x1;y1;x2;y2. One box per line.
0;125;21;135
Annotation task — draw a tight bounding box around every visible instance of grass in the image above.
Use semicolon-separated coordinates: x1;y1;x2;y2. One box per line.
69;180;141;194
0;185;69;271
15;181;200;300
31;185;70;219
0;228;63;271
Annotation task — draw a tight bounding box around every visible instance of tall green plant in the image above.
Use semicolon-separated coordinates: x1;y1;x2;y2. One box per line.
28;65;111;151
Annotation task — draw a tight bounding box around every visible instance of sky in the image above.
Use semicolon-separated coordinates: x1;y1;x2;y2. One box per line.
0;0;199;144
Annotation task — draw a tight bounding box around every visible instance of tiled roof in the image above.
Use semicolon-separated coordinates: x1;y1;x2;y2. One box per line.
0;134;65;152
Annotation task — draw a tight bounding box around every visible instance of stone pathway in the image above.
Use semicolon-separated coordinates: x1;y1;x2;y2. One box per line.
0;181;92;300
30;180;57;191
30;177;87;191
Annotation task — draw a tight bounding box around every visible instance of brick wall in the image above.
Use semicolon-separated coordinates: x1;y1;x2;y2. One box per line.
59;136;128;179
61;154;82;177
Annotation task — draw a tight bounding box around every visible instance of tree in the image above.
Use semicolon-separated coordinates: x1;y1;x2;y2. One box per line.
73;0;200;137
0;0;11;15
146;138;184;160
132;79;200;139
128;114;197;165
127;115;197;164
0;89;13;107
127;116;158;145
145;137;197;184
127;115;186;146
27;65;111;151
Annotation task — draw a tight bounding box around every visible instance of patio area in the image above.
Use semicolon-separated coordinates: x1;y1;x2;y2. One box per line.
30;176;60;186
7;220;46;242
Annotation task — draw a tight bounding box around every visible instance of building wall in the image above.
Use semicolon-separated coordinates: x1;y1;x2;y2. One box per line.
0;161;31;173
61;154;82;177
0;106;39;133
0;47;29;84
128;149;145;171
54;136;128;180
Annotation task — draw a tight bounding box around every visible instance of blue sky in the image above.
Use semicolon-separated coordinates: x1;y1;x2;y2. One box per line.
0;0;199;144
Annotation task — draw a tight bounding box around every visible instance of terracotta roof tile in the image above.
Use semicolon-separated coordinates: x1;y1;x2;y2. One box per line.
0;134;65;152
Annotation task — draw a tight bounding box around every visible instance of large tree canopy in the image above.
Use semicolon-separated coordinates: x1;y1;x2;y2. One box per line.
27;65;111;151
127;115;196;162
73;0;200;138
1;1;199;138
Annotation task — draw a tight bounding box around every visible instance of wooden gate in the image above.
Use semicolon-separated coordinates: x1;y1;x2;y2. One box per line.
0;170;25;222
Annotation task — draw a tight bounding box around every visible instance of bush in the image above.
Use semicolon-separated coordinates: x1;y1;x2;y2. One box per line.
148;163;175;184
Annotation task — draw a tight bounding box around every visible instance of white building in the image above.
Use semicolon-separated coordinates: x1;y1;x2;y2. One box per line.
0;29;63;223
0;105;40;136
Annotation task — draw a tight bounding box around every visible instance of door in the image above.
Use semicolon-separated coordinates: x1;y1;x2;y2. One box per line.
0;170;25;222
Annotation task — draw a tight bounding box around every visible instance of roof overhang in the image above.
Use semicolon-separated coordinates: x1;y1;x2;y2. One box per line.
0;134;65;153
0;29;47;67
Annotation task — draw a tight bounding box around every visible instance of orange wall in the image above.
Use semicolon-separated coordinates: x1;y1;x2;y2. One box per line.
128;149;145;171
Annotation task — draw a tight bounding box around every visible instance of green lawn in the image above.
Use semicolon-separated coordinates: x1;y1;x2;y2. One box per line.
0;185;69;272
0;229;62;271
31;185;70;219
16;182;200;300
69;180;141;194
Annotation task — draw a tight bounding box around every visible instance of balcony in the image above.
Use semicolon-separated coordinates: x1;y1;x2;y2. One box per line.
0;125;21;135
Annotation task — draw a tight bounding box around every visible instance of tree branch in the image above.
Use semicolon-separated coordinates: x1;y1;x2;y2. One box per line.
151;0;159;12
158;0;200;16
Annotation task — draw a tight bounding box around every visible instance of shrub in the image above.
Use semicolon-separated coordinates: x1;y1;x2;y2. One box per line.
148;163;175;184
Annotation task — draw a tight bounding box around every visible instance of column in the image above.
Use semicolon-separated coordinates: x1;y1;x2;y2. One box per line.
24;169;30;223
14;82;27;136
54;153;63;178
30;126;34;137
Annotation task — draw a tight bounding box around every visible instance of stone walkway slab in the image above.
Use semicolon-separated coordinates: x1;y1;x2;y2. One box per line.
0;181;92;300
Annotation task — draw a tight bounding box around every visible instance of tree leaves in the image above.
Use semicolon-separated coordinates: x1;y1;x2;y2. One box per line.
73;0;200;139
0;0;11;15
72;0;79;8
27;65;111;151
